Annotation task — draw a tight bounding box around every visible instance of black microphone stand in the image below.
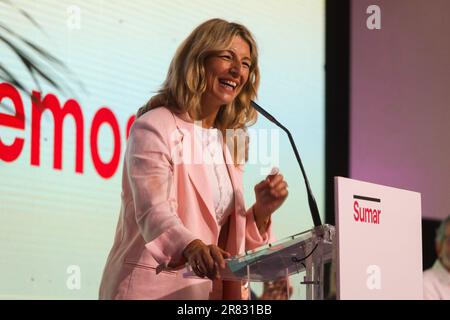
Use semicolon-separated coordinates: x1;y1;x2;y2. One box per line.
250;100;322;227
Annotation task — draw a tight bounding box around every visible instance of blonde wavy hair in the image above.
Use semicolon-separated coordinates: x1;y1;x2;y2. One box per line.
141;18;260;166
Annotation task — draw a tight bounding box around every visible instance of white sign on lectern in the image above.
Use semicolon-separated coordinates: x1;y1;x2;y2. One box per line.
334;177;422;299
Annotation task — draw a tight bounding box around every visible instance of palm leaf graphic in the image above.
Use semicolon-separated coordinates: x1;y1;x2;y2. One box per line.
0;0;84;115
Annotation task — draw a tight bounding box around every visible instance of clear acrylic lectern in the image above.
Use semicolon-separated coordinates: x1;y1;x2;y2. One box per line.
184;224;335;300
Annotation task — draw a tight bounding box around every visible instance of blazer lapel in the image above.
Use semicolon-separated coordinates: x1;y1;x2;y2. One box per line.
222;139;247;255
171;111;245;246
176;121;218;233
222;141;245;216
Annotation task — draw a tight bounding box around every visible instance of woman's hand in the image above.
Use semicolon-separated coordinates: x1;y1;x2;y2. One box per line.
253;168;289;232
183;239;231;280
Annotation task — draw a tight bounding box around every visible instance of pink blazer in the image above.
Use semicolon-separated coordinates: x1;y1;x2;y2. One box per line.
99;106;273;300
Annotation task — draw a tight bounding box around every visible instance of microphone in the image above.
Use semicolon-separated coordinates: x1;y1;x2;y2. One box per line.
250;100;322;227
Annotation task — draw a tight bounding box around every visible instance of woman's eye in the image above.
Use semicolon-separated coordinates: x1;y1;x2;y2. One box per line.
243;62;251;68
220;55;232;60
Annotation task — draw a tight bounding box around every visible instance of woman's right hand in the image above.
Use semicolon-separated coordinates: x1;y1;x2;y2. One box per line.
183;239;231;280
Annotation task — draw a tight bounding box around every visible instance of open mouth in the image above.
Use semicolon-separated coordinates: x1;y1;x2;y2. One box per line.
219;79;238;91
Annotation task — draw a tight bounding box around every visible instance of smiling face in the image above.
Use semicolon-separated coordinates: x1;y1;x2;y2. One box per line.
201;36;252;109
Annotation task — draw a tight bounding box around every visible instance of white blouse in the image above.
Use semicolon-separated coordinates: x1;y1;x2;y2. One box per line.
195;126;234;227
423;260;450;300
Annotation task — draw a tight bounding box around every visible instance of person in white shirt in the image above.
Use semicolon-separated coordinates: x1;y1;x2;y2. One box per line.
423;215;450;299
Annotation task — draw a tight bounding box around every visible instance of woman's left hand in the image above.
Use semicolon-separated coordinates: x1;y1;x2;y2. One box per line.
253;168;288;227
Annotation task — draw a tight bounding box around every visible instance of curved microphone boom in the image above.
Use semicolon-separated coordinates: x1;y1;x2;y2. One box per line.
250;100;322;227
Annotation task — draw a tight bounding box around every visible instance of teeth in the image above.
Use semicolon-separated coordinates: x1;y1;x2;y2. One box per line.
220;80;237;88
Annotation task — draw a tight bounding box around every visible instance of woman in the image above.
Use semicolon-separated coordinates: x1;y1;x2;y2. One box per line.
99;18;289;300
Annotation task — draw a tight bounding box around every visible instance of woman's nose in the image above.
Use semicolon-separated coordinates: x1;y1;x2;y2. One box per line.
229;61;242;77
